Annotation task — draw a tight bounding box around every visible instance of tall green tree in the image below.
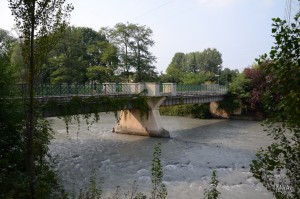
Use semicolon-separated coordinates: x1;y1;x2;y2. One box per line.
165;49;223;83
198;48;222;74
103;22;157;82
101;23;134;81
46;26;114;83
164;52;186;83
130;24;156;82
251;5;300;199
8;0;73;198
167;52;186;71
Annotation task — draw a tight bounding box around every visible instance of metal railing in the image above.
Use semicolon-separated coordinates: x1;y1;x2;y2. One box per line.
176;84;227;94
1;83;227;97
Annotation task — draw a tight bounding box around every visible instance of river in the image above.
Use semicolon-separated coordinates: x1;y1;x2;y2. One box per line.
48;113;274;199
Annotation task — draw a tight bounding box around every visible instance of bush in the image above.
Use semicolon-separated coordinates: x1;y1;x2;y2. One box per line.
160;104;212;119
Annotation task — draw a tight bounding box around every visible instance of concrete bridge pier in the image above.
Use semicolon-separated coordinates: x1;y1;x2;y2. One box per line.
113;97;170;138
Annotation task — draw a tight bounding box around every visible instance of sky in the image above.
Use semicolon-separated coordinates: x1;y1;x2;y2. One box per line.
0;0;292;73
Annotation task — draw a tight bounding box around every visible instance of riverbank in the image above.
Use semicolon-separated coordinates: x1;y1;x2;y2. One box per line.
160;104;212;119
160;104;265;121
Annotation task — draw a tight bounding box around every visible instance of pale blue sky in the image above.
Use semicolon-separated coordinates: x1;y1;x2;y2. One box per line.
0;0;289;72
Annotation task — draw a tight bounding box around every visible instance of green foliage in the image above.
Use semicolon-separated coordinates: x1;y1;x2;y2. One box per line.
219;68;239;86
1;26;67;198
203;170;221;199
251;123;300;199
0;57;26;198
47;26;115;84
151;143;167;199
251;5;300;199
196;48;222;74
218;72;250;116
163;63;184;83
222;66;267;117
10;42;26;83
102;22;157;82
165;48;222;83
163;52;187;83
0;100;65;198
86;66;114;82
7;0;73;198
180;72;207;85
160;104;212;119
229;73;251;100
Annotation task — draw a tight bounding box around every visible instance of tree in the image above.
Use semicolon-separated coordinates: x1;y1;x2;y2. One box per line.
251;5;300;199
0;28;16;59
165;49;223;83
197;48;222;74
243;66;266;112
0;28;19;81
130;24;156;82
104;23;157;82
229;73;250;96
187;52;198;73
8;0;73;198
167;52;187;72
86;65;114;83
10;41;26;83
219;68;239;86
46;26;115;83
224;66;267;116
101;23;134;81
164;52;186;83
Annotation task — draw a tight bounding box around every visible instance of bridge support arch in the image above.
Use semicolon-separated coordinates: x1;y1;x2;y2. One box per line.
113;97;170;138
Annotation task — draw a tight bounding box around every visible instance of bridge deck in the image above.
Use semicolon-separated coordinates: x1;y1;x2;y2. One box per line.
3;83;227;117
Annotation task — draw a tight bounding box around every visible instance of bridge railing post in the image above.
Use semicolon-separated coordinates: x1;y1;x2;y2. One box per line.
160;83;176;96
145;83;160;96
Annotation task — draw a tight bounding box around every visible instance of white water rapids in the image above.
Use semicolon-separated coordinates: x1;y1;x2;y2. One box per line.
48;113;274;199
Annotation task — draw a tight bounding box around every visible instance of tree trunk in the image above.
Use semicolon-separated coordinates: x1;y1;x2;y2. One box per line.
26;2;36;198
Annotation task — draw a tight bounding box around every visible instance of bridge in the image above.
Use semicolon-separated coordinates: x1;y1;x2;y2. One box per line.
6;83;227;138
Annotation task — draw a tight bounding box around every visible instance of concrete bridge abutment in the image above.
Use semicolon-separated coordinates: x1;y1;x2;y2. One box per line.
113;97;170;138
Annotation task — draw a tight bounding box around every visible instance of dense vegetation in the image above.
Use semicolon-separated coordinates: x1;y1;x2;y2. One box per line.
160;104;212;119
217;65;267;119
161;49;233;84
2;0;73;198
250;7;300;199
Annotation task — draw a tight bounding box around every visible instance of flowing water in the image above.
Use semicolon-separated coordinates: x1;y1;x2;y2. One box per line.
49;113;274;199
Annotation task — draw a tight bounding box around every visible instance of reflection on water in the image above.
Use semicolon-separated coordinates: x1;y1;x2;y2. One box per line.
49;113;274;199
